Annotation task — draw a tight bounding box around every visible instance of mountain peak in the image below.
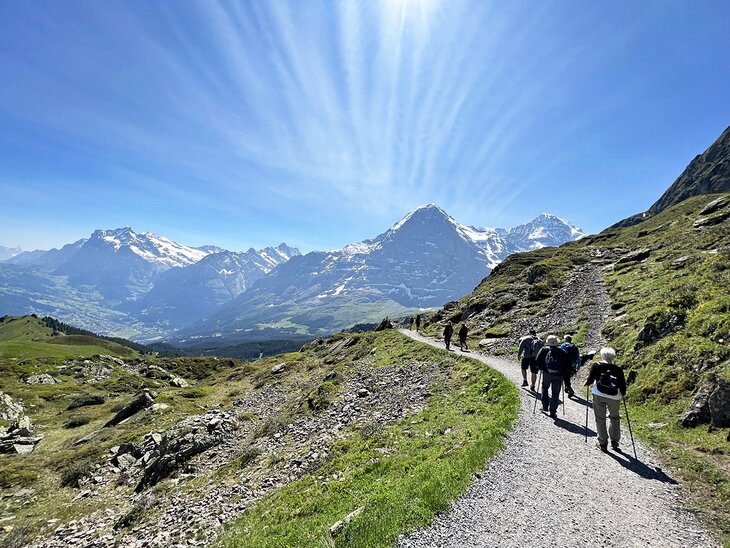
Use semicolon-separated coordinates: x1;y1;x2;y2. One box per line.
391;204;455;231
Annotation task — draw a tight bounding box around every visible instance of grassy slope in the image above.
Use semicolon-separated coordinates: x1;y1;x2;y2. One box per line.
0;316;137;360
217;331;518;547
420;193;730;545
1;327;518;547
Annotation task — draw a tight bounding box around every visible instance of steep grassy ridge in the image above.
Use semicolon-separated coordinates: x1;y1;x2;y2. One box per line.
420;193;730;543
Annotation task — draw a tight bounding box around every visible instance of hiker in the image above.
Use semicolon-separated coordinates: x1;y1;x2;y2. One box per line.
585;347;627;452
560;335;581;398
458;323;468;351
517;329;543;390
443;321;454;350
535;335;571;418
409;316;415;330
415;314;421;332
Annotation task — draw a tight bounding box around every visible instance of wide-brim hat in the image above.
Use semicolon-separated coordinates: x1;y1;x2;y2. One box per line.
546;335;560;347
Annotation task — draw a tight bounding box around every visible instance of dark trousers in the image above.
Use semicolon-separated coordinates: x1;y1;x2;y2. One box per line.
445;335;451;349
564;371;575;394
459;337;467;350
542;372;563;414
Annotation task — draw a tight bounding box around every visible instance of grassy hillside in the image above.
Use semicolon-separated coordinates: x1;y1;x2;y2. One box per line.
421;193;730;543
0;327;518;547
0;316;137;360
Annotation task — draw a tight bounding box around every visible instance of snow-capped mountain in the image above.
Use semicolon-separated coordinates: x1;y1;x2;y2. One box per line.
497;213;585;250
49;227;214;302
180;205;585;341
127;244;301;329
0;246;23;261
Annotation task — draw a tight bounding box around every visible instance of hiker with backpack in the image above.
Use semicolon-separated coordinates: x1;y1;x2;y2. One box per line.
458;323;468;351
415;314;421;332
535;335;572;418
517;329;543;390
443;321;454;350
560;335;581;398
585;347;627;452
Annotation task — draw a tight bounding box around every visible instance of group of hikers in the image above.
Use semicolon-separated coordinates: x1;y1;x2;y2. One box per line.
431;321;628;454
517;328;628;452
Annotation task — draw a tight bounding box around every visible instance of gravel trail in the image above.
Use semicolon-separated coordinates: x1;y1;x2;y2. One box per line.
397;329;717;548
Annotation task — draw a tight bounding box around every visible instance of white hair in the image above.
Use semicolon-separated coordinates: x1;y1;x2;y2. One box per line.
600;347;616;363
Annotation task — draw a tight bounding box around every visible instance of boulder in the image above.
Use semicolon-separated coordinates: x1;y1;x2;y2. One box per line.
271;363;287;374
708;378;730;427
104;390;156;428
169;377;189;388
24;373;58;385
700;196;730;216
693;210;730;229
0;392;24;421
617;248;651;264
679;377;730;428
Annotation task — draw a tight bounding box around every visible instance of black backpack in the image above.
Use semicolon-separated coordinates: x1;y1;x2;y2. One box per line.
596;365;620;396
530;338;544;358
543;348;563;375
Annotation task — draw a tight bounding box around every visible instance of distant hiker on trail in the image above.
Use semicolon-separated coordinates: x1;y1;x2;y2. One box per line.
585;347;627;452
415;314;421;332
458;323;468;351
517;329;543;390
409;316;415;330
443;322;454;350
535;335;571;418
560;335;581;398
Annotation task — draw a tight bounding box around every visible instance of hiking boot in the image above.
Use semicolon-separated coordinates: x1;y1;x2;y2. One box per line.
530;385;535;391
549;412;557;419
597;442;608;453
611;441;620;451
521;380;528;387
567;390;575;398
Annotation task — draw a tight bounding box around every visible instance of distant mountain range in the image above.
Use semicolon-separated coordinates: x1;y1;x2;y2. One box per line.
0;209;584;342
176;206;585;342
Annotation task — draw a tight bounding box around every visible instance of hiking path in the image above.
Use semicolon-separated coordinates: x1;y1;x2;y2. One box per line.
397;329;716;548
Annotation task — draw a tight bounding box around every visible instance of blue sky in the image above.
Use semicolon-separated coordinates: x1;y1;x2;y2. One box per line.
1;1;729;253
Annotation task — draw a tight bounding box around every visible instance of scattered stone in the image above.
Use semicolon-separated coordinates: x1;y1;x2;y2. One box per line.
700;196;730;215
25;373;59;385
616;248;651;265
67;395;106;410
271;363;287;374
647;422;667;429
693;210;730;229
356;388;370;398
104;390;156;428
150;403;170;412
169;377;189;388
329;506;364;537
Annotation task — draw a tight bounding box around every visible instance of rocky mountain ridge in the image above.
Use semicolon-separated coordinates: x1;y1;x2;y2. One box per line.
179;206;584;342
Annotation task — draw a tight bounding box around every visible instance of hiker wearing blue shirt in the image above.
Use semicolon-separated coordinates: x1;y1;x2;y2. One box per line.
535;335;572;418
560;335;581;398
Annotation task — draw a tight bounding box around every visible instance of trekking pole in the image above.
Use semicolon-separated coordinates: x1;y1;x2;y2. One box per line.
623;398;638;460
561;381;565;416
532;370;542;414
584;385;590;443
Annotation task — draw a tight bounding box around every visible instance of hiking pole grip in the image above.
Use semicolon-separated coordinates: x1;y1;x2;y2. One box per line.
623;398;638;460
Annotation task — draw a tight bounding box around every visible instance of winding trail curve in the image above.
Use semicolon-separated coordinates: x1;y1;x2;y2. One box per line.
397;329;716;548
